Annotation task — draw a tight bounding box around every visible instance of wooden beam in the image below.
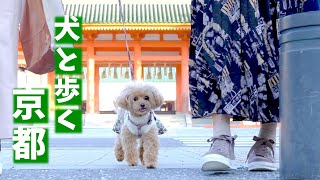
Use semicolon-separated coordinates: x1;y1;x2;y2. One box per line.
176;64;182;112
47;72;55;112
134;45;142;80
94;46;180;52
92;55;182;62
180;46;190;113
93;56;135;62
141;47;180;52
95;47;134;52
81;41;189;48
141;56;182;61
94;65;100;113
86;41;96;114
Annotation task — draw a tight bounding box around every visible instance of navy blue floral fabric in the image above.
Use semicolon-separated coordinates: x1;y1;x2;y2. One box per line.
189;0;319;122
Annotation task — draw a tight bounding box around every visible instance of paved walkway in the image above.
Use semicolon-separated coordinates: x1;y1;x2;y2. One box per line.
1;169;279;180
0;127;280;179
0;146;280;179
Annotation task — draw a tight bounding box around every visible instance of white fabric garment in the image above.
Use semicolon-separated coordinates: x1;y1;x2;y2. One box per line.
0;0;23;139
124;112;156;136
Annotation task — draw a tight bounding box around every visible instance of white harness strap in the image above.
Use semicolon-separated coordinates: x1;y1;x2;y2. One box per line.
118;0;135;81
128;112;153;138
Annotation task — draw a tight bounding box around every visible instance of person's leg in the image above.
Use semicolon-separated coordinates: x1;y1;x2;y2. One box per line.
201;114;237;172
0;0;23;175
258;122;277;141
247;122;278;171
212;114;231;137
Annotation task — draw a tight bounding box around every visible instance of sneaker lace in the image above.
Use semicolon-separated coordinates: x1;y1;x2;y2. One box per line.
207;135;238;160
246;136;275;161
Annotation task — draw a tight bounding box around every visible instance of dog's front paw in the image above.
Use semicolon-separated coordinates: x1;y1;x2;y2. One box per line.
126;156;138;166
128;162;138;166
116;157;124;162
145;163;157;169
115;151;124;162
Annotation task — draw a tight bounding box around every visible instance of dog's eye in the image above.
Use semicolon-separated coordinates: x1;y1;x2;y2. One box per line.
144;96;149;100
133;97;138;101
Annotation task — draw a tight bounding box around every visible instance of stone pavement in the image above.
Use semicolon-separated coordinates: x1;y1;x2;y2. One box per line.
0;147;280;180
0;127;280;180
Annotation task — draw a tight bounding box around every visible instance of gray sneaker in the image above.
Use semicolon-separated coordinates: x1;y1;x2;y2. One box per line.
201;135;237;172
247;136;277;171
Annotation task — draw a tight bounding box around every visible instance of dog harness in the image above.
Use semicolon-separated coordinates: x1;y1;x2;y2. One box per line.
128;112;153;138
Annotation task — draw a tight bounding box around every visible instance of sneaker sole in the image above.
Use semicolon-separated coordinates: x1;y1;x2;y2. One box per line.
248;161;277;171
201;154;231;172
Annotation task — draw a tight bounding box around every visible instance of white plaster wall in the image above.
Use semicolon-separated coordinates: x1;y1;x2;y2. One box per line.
99;81;176;111
17;70;48;88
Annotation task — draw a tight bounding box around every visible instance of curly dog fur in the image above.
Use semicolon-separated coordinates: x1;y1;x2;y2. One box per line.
114;82;164;168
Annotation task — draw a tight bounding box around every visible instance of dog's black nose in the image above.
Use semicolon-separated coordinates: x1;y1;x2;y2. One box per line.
140;104;145;108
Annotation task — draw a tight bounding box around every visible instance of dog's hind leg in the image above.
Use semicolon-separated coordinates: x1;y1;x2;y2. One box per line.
121;126;139;166
114;134;124;162
139;139;144;165
141;127;160;168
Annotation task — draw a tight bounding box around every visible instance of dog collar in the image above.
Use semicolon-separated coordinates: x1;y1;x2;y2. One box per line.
128;112;153;138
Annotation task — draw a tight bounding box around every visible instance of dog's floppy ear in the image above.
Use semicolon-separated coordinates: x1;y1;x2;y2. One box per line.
115;90;130;110
150;86;164;109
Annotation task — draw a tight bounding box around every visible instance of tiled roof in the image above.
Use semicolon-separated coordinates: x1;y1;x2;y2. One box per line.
63;3;191;24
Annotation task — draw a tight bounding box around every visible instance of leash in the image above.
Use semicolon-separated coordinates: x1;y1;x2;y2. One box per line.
118;0;135;81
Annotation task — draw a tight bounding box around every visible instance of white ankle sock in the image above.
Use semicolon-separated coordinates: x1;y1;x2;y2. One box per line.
212;114;231;137
258;122;277;142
